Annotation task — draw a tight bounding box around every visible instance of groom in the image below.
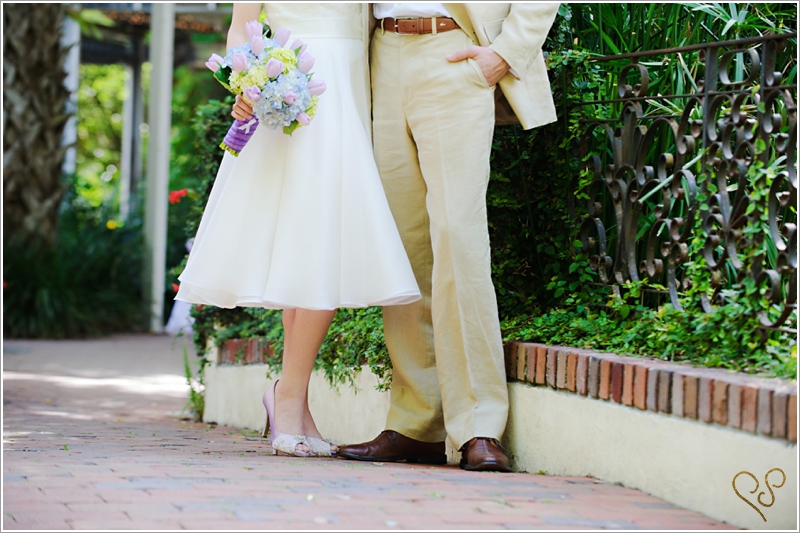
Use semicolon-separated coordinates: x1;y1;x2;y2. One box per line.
337;3;561;471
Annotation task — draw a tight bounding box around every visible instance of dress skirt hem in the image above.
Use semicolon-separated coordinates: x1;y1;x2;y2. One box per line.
176;281;421;311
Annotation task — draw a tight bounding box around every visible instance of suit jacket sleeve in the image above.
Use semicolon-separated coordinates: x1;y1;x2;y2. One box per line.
488;3;560;75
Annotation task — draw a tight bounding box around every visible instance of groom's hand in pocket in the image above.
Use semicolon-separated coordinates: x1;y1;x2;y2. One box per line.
446;46;510;87
232;95;254;121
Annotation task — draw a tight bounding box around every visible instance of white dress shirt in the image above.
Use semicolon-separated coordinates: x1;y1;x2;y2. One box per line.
373;3;451;19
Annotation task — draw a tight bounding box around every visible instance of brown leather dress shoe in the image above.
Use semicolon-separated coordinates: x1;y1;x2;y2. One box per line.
337;430;446;464
459;437;512;472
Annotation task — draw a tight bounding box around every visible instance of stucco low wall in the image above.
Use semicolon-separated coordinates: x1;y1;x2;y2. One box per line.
504;382;796;530
204;363;796;530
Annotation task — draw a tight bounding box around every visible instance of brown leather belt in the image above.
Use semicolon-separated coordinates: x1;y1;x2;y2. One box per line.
380;16;460;35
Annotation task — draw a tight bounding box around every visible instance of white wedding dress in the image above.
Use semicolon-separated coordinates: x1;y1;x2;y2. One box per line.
176;3;420;310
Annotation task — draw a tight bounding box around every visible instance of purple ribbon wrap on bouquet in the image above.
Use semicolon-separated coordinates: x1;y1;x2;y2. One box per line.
219;117;259;157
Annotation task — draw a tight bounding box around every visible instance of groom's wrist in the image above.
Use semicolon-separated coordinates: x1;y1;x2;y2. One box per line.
487;45;518;81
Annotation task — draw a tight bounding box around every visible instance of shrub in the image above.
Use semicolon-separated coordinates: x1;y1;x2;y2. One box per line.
3;188;143;338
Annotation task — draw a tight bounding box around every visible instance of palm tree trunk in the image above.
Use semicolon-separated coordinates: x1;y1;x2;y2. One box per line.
3;4;72;250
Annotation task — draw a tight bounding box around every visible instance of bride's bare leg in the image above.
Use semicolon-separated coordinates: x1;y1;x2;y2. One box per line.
276;308;336;443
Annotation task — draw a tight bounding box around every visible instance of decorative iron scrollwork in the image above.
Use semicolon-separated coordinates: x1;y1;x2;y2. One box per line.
575;34;797;332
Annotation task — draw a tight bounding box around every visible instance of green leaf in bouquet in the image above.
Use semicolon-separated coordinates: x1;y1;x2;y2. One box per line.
214;67;233;93
294;46;303;56
216;65;232;81
283;121;301;136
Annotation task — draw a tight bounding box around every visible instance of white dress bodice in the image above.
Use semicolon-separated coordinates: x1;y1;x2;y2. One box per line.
264;3;364;40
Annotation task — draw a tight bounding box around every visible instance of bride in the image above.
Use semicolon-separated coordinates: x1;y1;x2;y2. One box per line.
176;3;420;457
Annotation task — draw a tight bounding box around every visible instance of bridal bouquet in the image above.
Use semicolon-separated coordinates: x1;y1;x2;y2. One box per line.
205;21;327;156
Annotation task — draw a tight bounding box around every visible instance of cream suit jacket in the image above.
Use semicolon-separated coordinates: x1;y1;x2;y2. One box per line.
362;2;561;130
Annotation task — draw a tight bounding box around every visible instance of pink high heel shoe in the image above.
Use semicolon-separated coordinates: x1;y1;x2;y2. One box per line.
261;380;310;457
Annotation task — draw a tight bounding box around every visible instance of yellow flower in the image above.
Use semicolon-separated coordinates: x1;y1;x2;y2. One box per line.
230;62;270;94
306;95;320;119
106;220;117;230
268;47;299;72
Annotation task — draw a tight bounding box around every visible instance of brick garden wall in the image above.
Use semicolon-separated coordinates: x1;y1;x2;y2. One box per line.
503;342;797;444
217;337;797;444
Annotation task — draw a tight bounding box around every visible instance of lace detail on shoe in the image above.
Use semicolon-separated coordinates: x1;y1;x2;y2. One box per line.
306;437;337;457
271;433;310;457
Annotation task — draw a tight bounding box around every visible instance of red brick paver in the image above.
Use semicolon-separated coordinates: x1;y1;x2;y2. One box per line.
535;346;547;386
3;336;734;530
634;365;649;411
525;345;537;385
599;360;612;400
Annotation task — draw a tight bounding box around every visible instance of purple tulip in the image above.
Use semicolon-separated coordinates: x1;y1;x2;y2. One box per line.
232;52;248;73
290;39;308;55
297;53;315;74
282;91;297;105
296;112;310;126
273;27;291;47
251;35;264;56
205;53;224;72
266;58;283;78
244;86;262;103
245;21;262;42
307;79;327;96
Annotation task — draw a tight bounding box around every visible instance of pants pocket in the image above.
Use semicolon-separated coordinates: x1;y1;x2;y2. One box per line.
466;57;492;90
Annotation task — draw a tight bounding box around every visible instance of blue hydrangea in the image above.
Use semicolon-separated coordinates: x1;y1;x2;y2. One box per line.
253;69;312;129
255;38;280;62
222;38;278;68
222;44;253;68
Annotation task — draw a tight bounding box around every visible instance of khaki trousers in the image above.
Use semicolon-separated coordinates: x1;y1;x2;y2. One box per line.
371;29;509;449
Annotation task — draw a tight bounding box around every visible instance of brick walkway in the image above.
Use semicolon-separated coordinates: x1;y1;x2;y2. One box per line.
3;335;733;530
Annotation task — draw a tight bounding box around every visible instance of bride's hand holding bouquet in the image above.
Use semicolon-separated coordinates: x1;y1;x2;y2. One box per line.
205;21;327;156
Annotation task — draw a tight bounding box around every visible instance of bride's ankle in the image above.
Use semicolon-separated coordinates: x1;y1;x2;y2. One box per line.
273;388;307;435
301;411;323;439
275;380;308;404
275;390;301;407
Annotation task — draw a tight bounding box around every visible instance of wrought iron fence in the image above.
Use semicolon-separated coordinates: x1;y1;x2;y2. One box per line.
572;33;797;334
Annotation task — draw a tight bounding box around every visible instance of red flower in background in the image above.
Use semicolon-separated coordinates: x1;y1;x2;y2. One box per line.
171;283;179;292
169;189;188;204
196;305;203;311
